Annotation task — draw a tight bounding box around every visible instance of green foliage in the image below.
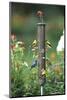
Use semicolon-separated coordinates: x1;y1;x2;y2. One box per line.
10;36;65;97
10;67;25;97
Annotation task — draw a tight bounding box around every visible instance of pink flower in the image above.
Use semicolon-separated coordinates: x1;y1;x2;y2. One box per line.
11;44;15;49
11;34;16;41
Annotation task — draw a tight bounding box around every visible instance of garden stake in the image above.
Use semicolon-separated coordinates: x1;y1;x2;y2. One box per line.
37;11;46;96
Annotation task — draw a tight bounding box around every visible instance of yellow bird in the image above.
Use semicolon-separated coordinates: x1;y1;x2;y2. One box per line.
45;40;52;48
32;40;37;45
42;70;46;75
41;69;46;75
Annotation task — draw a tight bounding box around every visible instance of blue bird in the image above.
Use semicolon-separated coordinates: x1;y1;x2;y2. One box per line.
31;60;37;69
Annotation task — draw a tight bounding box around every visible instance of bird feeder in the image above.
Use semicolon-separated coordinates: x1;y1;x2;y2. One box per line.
37;11;46;95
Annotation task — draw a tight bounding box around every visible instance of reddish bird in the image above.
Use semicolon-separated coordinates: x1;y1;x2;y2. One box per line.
37;11;44;23
37;11;44;17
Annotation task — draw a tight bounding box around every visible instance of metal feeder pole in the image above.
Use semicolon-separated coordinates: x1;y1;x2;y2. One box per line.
41;85;43;96
37;11;46;96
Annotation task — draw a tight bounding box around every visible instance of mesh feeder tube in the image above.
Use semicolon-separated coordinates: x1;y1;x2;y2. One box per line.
37;11;46;95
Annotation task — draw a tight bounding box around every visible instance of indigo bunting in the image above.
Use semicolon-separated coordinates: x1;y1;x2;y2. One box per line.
31;60;37;69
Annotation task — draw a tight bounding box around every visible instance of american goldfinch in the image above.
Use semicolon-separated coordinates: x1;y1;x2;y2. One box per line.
45;40;52;48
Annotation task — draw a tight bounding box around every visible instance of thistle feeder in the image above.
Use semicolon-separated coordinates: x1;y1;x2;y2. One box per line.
37;23;46;86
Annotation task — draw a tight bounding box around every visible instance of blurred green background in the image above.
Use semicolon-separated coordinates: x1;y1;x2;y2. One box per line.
10;2;65;55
